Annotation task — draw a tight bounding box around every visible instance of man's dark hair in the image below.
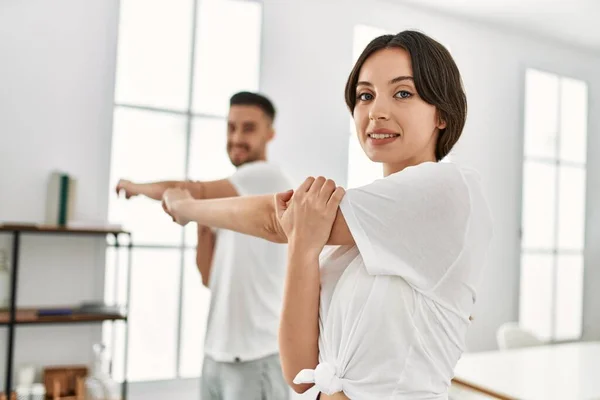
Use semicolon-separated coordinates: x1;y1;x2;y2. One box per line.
230;91;276;122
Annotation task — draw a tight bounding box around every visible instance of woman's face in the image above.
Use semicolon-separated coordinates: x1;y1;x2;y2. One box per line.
353;47;445;174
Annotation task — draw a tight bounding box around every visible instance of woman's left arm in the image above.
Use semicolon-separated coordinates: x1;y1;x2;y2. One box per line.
279;243;321;393
275;177;346;393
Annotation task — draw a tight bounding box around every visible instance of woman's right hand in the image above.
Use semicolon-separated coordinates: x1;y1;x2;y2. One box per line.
275;177;345;255
162;188;194;226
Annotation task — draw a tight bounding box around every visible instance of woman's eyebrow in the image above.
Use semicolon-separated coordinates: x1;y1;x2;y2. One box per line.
356;76;414;87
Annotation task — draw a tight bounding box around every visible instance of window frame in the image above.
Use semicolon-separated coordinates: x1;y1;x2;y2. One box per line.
106;0;263;383
518;67;589;342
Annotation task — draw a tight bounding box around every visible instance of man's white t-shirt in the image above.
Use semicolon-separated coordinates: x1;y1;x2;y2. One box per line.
204;161;293;363
294;162;493;399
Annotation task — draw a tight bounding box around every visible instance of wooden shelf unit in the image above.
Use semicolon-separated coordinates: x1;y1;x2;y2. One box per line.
0;223;132;399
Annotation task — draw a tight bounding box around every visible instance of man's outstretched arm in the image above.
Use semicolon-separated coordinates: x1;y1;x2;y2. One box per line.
115;178;238;201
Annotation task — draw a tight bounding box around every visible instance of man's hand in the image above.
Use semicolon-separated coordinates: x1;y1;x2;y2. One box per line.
162;188;194;226
115;179;138;199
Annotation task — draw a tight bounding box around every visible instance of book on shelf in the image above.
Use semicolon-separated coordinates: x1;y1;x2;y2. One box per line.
45;171;77;227
77;302;126;315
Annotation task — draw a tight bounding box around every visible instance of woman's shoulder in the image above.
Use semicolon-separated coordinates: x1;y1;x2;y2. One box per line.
383;162;492;228
380;161;472;194
391;160;468;178
384;161;485;194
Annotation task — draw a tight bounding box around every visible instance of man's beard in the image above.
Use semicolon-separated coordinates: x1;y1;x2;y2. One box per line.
228;144;259;167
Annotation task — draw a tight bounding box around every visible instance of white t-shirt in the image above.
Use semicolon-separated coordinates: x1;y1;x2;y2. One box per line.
204;161;293;362
294;162;493;399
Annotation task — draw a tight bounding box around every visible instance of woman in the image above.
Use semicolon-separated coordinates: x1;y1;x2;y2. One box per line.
164;30;493;400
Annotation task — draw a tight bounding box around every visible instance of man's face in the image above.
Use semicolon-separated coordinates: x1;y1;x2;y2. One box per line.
226;105;274;167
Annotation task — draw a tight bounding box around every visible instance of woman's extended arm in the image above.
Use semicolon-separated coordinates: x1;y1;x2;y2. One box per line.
164;187;355;246
167;192;287;243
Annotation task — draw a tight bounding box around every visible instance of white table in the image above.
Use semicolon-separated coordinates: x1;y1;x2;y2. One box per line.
452;342;600;400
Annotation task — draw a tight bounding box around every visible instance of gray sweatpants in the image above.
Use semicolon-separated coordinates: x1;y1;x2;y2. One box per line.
201;353;289;400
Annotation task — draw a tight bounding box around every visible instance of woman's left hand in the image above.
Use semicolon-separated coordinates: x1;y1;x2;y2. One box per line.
162;188;194;226
275;177;345;255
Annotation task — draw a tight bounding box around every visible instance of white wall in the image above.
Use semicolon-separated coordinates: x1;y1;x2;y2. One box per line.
260;0;600;352
0;0;119;390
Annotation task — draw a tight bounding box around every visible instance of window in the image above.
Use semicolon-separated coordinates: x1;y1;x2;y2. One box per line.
519;69;588;341
105;0;262;382
347;26;452;188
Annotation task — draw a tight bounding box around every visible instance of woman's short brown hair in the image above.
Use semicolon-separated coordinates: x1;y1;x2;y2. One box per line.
345;30;467;161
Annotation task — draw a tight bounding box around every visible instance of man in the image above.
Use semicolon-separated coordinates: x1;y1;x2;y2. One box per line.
116;92;292;400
